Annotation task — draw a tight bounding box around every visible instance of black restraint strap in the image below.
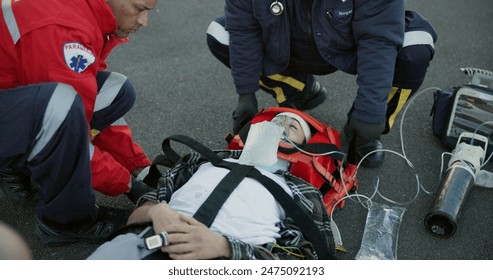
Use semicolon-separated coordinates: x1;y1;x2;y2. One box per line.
162;134;222;165
278;143;345;161
244;167;335;260
193;164;254;227
142;154;175;188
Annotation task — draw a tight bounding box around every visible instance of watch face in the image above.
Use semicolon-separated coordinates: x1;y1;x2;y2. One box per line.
270;1;284;16
145;235;163;250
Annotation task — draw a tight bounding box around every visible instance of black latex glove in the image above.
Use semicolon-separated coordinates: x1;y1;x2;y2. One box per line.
232;93;258;134
125;178;155;205
344;117;385;144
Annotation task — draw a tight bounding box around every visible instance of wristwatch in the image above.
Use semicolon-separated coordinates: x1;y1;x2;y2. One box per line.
144;231;169;250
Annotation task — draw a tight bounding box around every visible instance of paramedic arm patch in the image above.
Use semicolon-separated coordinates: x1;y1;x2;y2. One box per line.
63;42;95;73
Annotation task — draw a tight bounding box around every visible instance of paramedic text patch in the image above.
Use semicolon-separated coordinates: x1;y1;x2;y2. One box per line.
63;42;95;74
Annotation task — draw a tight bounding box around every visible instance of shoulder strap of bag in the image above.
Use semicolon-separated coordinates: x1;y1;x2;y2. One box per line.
161;134;336;260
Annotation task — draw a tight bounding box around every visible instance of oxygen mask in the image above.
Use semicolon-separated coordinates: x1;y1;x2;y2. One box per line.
238;120;284;166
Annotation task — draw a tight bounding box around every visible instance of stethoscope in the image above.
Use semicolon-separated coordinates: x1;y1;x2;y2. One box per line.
270;0;284;16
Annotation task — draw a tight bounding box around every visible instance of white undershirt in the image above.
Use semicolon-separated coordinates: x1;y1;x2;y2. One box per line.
169;159;293;245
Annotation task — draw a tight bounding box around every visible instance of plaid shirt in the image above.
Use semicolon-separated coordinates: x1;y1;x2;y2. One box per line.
139;150;334;260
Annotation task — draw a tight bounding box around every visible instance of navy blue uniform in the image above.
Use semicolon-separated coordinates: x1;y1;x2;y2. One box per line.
0;83;99;227
207;0;437;131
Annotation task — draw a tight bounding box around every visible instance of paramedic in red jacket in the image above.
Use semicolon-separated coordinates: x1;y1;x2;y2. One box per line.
0;0;157;245
0;0;154;202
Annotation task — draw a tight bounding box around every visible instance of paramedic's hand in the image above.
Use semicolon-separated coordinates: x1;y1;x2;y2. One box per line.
125;177;154;204
344;116;385;143
232;93;258;134
162;215;231;260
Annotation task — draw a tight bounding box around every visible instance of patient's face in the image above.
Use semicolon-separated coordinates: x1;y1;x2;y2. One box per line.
285;119;306;145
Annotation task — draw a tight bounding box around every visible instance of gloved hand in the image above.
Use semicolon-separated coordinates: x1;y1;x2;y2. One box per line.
125;177;155;205
344;117;385;144
344;116;386;167
232;93;258;134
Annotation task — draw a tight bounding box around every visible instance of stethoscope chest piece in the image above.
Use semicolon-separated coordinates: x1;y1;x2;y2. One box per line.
270;1;284;16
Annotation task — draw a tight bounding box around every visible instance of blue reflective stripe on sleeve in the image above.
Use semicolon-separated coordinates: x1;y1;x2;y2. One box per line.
2;0;21;44
94;72;127;111
28;84;77;161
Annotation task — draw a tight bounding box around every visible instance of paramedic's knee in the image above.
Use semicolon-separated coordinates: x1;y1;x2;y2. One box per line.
28;83;87;162
90;72;136;132
95;71;136;116
120;78;137;112
206;16;230;67
394;45;434;85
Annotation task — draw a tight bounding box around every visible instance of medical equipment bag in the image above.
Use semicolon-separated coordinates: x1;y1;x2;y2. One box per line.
431;73;493;152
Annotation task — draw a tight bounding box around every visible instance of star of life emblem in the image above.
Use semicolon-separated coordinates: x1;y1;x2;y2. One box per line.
63;42;95;73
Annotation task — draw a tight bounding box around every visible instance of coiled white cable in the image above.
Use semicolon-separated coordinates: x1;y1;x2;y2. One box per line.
282;118;424;251
332;85;451;252
330;68;493;255
280;82;490;253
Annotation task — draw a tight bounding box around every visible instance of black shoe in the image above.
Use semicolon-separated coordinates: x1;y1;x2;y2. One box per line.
348;139;385;168
0;168;39;206
282;81;327;111
35;205;132;246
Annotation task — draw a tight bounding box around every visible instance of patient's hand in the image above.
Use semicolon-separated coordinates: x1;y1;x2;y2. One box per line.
161;215;231;260
148;203;188;235
127;202;187;235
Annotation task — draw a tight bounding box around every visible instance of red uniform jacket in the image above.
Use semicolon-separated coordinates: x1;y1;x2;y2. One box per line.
0;0;151;195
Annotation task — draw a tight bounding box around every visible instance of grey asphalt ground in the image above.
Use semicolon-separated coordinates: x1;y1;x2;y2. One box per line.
1;0;492;260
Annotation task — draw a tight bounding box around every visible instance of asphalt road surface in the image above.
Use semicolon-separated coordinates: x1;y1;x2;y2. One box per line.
1;0;492;261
